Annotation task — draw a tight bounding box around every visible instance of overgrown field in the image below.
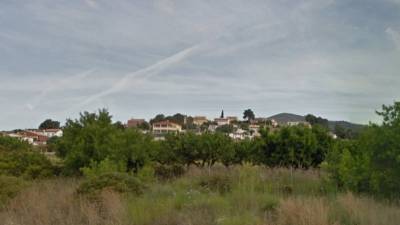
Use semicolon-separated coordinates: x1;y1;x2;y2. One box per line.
1;166;400;225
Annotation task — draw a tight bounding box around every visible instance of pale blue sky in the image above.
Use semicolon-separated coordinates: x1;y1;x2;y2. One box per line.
1;0;400;129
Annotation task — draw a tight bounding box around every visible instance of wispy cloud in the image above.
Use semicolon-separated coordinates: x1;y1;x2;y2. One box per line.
73;44;200;109
1;0;400;129
84;0;98;8
25;69;96;111
386;27;400;50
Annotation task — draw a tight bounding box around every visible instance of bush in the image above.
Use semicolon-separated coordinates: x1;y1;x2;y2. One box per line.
0;175;27;206
261;194;279;211
136;165;156;183
77;173;145;196
325;102;400;197
80;158;126;179
0;136;55;179
154;164;185;180
198;173;233;194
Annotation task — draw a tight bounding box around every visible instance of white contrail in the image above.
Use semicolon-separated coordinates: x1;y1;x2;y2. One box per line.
74;44;200;109
26;69;96;110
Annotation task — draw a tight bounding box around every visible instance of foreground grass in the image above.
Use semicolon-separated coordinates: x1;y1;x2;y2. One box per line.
1;166;400;225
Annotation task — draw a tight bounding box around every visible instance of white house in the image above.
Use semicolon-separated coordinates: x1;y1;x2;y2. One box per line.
229;129;247;140
214;118;230;126
287;121;312;128
41;129;63;138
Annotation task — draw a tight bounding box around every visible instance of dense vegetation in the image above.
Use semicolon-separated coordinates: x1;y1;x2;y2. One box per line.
2;167;400;225
1;102;400;224
2;102;400;197
48;109;334;176
325;102;400;198
0;136;54;179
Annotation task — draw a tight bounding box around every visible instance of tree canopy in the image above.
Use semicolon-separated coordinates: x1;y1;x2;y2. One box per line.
326;101;400;198
54;109;157;175
243;109;255;122
39;119;60;130
305;114;328;129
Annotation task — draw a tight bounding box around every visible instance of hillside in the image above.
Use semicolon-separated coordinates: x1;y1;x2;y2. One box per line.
267;113;306;124
268;113;365;132
328;120;366;133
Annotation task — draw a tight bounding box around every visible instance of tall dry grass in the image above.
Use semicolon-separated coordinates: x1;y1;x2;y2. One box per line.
275;197;331;225
334;192;400;225
1;166;400;225
0;179;126;225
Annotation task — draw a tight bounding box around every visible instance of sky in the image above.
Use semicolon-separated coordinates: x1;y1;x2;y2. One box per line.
1;0;400;130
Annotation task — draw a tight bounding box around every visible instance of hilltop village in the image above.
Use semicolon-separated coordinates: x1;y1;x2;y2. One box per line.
1;109;340;148
134;110;312;140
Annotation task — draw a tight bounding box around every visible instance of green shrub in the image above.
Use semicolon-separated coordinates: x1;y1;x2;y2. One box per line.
0;135;55;179
198;173;232;194
0;142;55;179
325;102;400;198
0;175;28;206
154;164;185;180
260;194;279;211
80;158;126;179
137;165;156;183
77;173;145;196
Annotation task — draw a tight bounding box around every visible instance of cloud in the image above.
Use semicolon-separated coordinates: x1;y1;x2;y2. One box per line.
386;27;400;50
25;69;96;110
84;0;98;8
1;0;400;129
73;44;200;109
154;0;175;14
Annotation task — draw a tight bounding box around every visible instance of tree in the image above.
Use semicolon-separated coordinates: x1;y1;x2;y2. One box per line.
243;109;255;122
326;101;400;197
58;109;117;174
334;124;346;139
216;124;234;133
0;136;54;179
150;114;165;124
305;114;328;129
220;110;224;119
55;109;157;175
197;132;233;167
376;102;400;126
167;113;186;126
150;113;187;126
257;125;332;169
137;121;150;130
113;121;125;130
39;119;60;130
112;128;156;173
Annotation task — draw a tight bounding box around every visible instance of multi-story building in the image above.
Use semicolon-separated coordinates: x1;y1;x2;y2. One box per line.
152;120;182;135
127;118;146;128
192;116;208;126
41;129;63;138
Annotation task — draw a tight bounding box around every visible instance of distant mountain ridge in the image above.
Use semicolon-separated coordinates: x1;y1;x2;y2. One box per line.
267;113;365;132
267;113;306;124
